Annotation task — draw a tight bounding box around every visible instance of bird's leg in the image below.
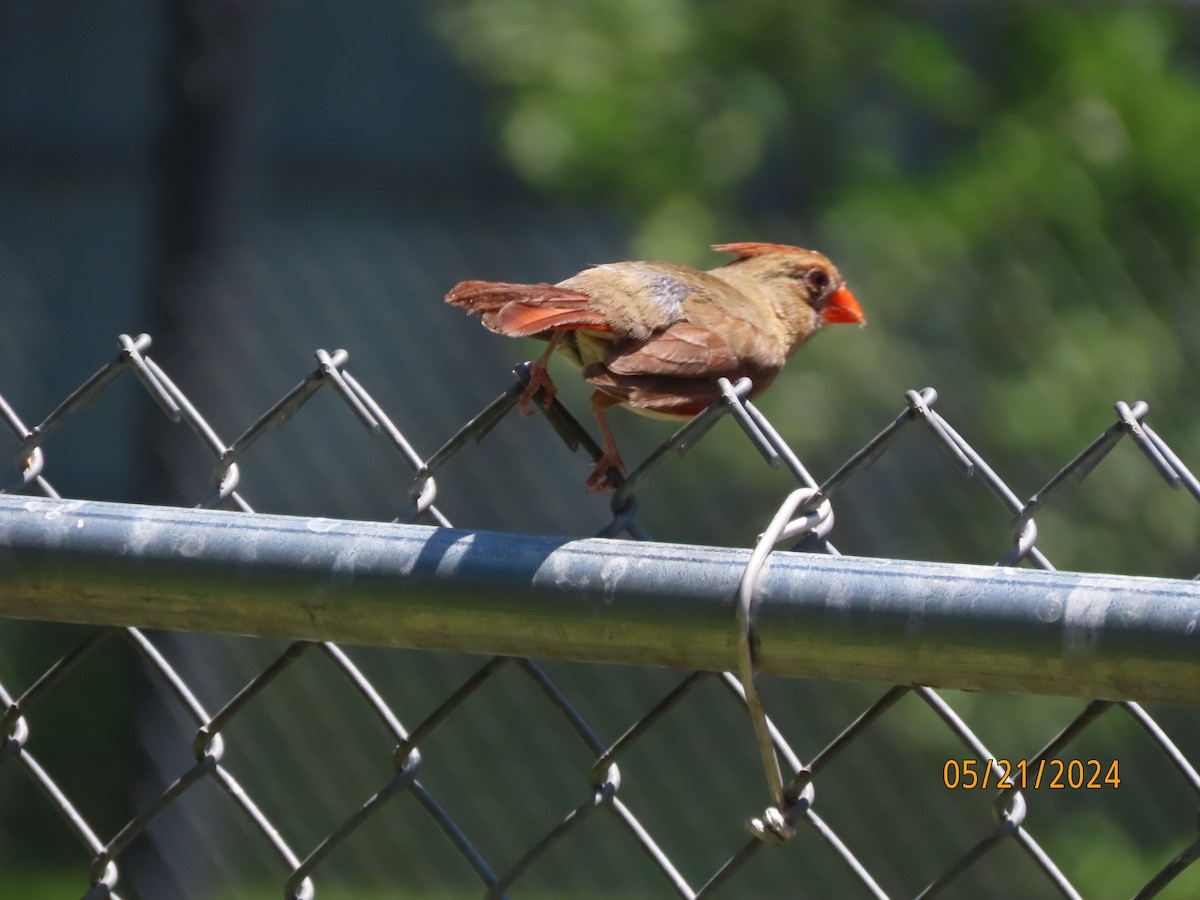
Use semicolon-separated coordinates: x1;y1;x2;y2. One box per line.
519;332;561;417
585;391;626;495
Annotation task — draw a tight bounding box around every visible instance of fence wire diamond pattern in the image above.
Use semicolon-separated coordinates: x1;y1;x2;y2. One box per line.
2;333;1199;898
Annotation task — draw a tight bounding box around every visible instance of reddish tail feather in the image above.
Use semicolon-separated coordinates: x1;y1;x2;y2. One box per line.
445;279;611;338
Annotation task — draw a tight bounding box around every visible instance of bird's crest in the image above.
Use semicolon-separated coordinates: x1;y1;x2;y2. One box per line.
712;242;811;259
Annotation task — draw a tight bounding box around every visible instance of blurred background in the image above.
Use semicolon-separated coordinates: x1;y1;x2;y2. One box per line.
2;1;1199;897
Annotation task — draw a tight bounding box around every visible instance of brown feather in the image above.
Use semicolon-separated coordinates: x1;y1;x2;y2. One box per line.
445;280;591;313
584;322;782;417
604;323;741;378
582;369;721;418
446;280;604;338
583;365;779;419
486;305;612;337
712;241;813;260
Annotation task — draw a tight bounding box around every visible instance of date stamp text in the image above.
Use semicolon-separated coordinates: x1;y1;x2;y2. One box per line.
943;758;1120;790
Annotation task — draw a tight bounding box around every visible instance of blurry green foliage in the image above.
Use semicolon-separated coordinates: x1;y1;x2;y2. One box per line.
429;7;1200;893
432;4;1200;249
432;1;1200;574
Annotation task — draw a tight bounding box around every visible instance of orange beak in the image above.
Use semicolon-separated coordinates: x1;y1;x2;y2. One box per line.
821;285;866;325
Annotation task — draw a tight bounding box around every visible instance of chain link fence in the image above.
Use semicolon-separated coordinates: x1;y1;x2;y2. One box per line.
1;334;1199;898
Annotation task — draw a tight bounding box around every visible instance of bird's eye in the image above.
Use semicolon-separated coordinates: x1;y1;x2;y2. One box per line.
804;268;831;292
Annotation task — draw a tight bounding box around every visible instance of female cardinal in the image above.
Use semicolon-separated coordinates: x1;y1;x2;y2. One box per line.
445;242;864;493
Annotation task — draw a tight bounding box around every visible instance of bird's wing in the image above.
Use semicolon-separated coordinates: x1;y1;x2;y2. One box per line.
583;320;782;417
445;281;612;337
557;262;744;339
606;313;784;378
605;322;742;376
447;264;726;341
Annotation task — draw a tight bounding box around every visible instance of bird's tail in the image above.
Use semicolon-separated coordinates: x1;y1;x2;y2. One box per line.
445;280;557;312
444;280;610;337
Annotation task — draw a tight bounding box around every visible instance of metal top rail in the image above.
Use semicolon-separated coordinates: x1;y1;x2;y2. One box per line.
2;493;1197;704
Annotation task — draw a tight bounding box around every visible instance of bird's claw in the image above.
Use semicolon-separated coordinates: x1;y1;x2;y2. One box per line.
518;363;557;417
585;451;625;495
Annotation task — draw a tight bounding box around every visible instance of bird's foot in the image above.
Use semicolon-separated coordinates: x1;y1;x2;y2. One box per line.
518;363;557;417
585;451;625;495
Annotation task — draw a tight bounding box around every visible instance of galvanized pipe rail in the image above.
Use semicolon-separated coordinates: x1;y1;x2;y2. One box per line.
1;493;1197;704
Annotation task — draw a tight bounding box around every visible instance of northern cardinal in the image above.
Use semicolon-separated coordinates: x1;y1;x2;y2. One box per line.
446;242;864;493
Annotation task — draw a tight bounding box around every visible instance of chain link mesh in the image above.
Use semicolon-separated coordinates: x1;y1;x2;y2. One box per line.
2;334;1199;898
